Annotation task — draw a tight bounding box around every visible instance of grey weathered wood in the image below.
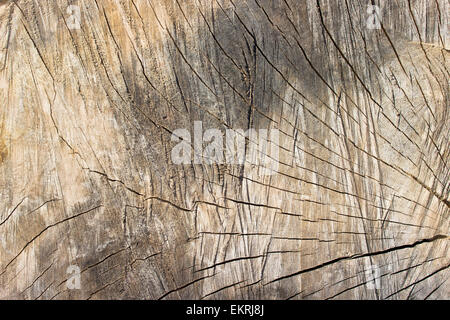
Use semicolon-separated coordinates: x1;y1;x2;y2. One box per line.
0;0;448;299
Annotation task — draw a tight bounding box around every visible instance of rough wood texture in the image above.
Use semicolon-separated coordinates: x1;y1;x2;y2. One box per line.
0;0;448;300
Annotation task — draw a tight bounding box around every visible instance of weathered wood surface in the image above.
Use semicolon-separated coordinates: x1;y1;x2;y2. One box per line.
0;0;448;300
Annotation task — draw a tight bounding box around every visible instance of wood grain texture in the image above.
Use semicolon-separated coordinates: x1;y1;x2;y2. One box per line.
0;0;448;300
